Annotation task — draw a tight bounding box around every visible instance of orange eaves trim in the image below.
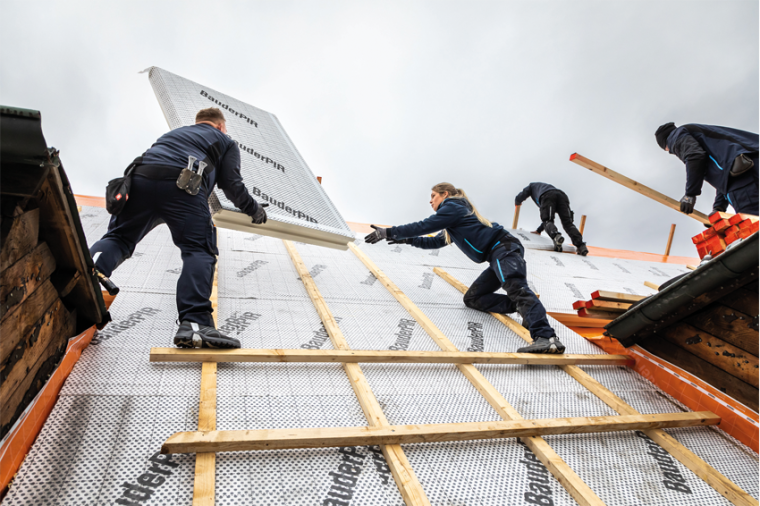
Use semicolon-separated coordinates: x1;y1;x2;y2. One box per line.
579;330;759;453
628;345;759;453
0;292;114;495
586;245;699;266
0;326;96;493
548;312;613;328
74;194;105;208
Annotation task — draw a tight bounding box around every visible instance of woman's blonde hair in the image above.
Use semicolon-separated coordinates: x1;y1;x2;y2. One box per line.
431;182;492;244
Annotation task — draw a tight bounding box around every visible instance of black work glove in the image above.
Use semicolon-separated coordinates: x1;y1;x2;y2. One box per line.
388;237;413;245
364;225;388;244
251;203;268;224
679;195;696;214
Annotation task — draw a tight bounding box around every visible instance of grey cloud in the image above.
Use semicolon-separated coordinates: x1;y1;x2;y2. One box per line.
0;0;756;258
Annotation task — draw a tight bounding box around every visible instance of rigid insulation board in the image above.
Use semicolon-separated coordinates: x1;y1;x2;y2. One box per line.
3;205;757;506
146;66;354;250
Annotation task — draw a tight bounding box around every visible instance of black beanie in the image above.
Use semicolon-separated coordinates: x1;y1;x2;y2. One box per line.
655;122;677;150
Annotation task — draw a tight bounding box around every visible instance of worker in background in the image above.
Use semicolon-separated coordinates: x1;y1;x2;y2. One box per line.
364;182;565;354
90;108;267;349
655;123;759;216
514;183;589;256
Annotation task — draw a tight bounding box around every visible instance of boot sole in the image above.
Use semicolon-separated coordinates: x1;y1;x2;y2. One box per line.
174;335;241;349
516;343;566;354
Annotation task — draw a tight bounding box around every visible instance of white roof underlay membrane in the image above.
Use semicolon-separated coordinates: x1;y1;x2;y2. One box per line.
3;206;756;506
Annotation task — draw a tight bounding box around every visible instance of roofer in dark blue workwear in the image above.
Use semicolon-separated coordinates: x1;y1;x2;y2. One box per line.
90;108;267;349
514;183;589;256
655;123;759;217
364;182;565;354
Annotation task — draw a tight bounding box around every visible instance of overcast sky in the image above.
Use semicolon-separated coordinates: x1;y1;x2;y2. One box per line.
1;0;757;257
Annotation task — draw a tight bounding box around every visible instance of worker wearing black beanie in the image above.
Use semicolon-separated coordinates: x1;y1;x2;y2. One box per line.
656;122;758;216
655;122;676;150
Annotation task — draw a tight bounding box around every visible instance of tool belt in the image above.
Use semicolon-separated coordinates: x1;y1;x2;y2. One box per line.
133;164;183;179
134;155;216;196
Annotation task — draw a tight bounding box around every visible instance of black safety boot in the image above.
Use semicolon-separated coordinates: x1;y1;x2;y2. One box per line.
552;234;564;252
517;336;566;354
577;244;589;256
174;321;241;349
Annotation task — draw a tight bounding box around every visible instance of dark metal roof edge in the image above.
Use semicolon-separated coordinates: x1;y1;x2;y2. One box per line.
0;106;42;119
605;232;759;342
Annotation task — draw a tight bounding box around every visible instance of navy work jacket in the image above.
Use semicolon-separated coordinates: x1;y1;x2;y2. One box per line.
514;182;558;206
141;123;257;216
389;198;511;264
666;124;758;198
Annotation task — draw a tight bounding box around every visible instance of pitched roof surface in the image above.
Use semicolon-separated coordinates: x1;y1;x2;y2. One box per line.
2;205;756;506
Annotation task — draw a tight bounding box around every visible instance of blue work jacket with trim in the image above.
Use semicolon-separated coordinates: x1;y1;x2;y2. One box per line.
666;124;758;199
141;123;258;216
514;182;558;206
389;198;511;264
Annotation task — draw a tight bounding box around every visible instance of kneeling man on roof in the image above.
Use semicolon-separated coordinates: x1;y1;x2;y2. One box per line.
514;182;589;256
90;108;267;349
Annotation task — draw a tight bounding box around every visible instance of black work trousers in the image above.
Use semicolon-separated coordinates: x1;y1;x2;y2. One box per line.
539;190;585;248
463;239;556;340
90;176;218;327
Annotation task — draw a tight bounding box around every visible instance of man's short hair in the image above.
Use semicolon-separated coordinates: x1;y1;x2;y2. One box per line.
195;108;226;124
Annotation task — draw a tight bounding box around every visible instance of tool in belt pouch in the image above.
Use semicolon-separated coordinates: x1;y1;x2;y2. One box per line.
177;155;208;195
731;153;755;176
105;156;142;215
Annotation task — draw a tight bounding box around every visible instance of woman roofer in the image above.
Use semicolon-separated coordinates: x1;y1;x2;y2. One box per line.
364;183;565;354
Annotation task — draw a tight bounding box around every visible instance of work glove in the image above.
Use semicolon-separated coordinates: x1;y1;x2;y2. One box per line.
364;225;388;244
251;203;268;224
679;195;696;214
388;237;413;245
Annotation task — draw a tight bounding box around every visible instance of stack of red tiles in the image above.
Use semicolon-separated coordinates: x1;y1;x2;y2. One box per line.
691;212;759;259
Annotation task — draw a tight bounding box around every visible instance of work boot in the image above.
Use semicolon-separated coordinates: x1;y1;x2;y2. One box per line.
517;336;566;354
577;244;589;256
173;321;241;349
552;234;564;252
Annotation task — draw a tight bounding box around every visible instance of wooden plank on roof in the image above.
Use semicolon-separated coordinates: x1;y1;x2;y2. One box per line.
569;153;710;224
664;224;676;256
547;312;613;327
193;260;219;506
284;240;430;506
586;300;631;312
435;267;758;506
578;308;621;320
590;290;646;303
149;348;632;366
162;412;719;454
350;250;607;506
193;362;217;506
